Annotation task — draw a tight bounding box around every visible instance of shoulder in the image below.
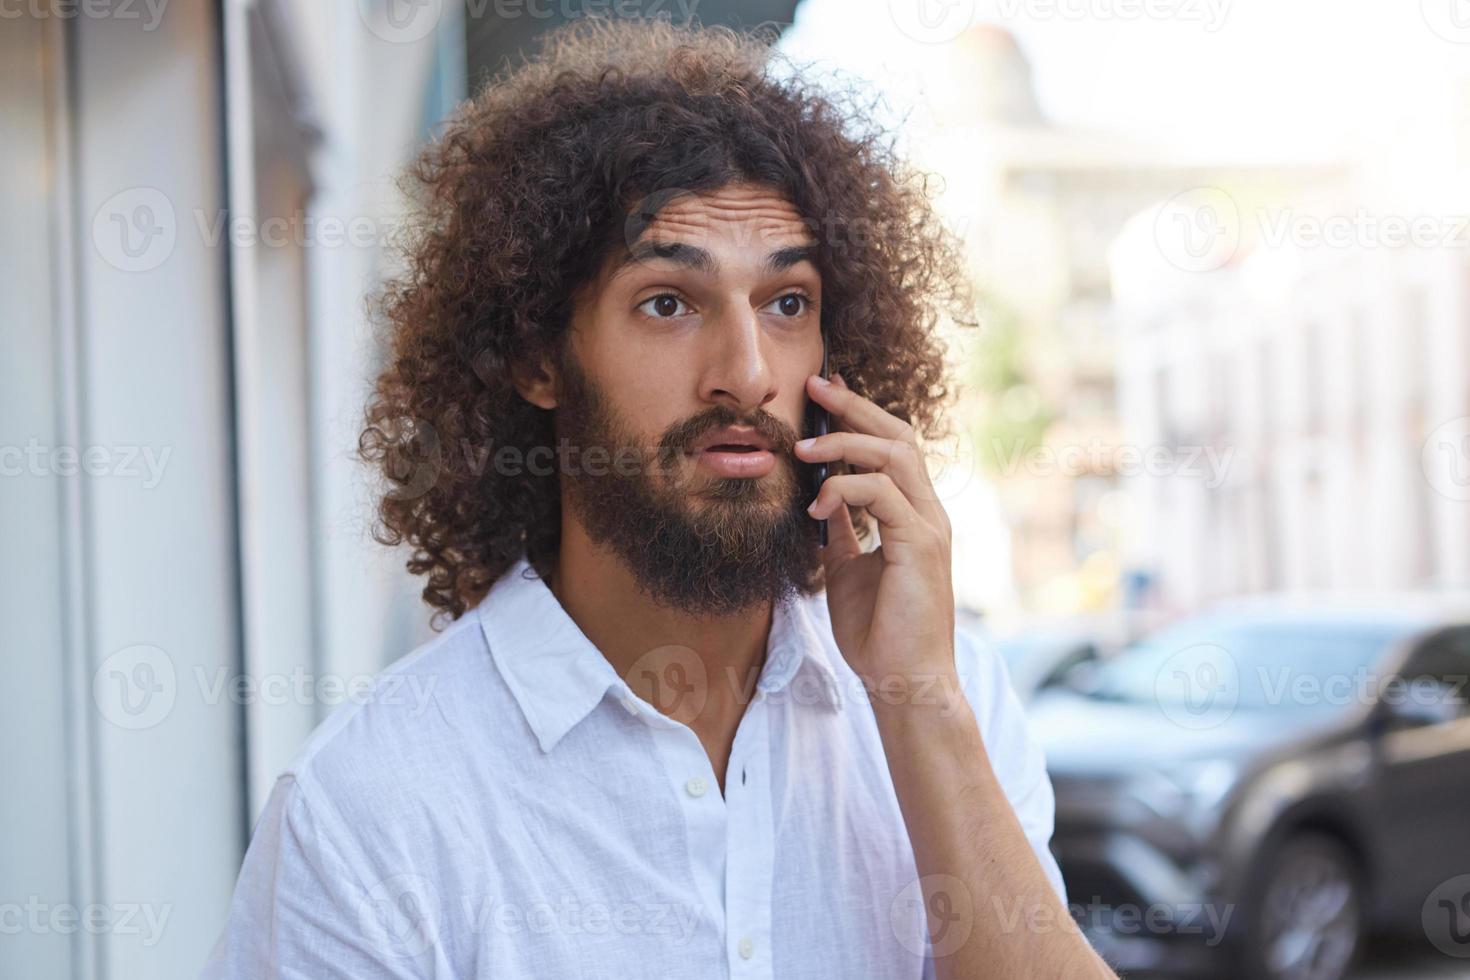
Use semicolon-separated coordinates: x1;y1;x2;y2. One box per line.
280;607;518;814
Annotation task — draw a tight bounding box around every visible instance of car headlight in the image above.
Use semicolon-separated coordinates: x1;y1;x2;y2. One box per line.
1126;759;1239;817
1168;758;1239;811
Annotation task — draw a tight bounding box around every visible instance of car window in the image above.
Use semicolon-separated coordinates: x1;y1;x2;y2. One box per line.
1387;627;1470;723
1085;615;1411;711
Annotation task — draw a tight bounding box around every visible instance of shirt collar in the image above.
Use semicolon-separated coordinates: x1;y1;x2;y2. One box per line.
476;556;845;754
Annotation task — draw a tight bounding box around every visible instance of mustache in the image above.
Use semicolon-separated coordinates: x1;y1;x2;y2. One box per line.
660;405;800;456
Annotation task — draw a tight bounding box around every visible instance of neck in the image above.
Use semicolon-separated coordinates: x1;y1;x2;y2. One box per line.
549;516;772;788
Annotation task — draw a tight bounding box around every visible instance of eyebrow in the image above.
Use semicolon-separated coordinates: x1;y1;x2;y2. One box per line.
615;240;818;278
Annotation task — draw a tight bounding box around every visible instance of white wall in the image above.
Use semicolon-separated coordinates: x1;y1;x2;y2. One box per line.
1;2;464;977
1;15;83;980
1;3;247;978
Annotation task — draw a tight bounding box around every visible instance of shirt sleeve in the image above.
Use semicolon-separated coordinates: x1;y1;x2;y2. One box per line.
198;774;443;980
953;627;1069;907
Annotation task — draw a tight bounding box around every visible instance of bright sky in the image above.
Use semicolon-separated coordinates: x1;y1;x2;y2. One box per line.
779;0;1465;165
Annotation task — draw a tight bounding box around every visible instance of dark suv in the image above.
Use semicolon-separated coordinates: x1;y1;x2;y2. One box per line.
1028;594;1470;979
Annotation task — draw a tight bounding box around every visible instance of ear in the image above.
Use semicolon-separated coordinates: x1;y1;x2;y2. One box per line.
511;355;558;410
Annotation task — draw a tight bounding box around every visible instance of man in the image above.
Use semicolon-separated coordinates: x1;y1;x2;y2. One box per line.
202;17;1114;980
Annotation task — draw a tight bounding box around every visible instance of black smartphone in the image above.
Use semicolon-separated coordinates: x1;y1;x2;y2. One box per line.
805;331;831;546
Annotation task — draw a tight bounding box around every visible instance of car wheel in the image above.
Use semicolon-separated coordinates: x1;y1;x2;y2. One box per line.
1243;831;1364;980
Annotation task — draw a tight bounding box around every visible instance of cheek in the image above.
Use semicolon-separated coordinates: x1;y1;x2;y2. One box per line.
775;376;812;428
591;313;689;382
604;354;698;431
576;318;695;423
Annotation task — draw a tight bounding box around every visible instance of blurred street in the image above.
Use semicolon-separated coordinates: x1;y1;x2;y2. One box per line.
1128;946;1470;979
1354;948;1470;979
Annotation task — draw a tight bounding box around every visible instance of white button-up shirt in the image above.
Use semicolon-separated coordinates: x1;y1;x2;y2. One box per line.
201;557;1066;979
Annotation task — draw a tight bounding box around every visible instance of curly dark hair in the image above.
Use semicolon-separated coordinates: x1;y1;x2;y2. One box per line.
359;16;974;628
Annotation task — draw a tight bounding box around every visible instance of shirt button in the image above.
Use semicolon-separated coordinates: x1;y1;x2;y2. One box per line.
620;695;640;716
685;777;708;798
738;936;755;959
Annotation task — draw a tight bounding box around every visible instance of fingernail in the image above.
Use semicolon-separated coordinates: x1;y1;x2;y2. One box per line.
811;375;830;386
795;437;815;451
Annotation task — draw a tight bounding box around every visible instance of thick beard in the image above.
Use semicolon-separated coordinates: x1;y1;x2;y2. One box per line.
555;354;822;615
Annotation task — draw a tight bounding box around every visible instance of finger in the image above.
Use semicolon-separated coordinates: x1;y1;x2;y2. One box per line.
822;374;949;530
825;374;857;437
822;375;869;471
809;472;935;551
795;430;946;516
806;374;913;442
819;493;863;565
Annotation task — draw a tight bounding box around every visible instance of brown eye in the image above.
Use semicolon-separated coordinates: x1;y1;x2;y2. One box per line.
638;293;689;318
765;292;810;317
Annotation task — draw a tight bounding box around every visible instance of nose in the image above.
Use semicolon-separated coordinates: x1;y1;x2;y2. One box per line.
698;306;776;415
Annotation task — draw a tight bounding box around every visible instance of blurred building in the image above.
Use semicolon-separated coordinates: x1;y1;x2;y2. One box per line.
1108;87;1470;609
910;26;1334;617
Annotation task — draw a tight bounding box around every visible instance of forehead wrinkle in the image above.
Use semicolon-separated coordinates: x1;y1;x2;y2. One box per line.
612;239;817;284
608;189;818;285
660;207;812;247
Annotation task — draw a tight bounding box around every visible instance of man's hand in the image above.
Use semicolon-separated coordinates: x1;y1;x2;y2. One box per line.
795;372;957;695
795;371;1117;980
